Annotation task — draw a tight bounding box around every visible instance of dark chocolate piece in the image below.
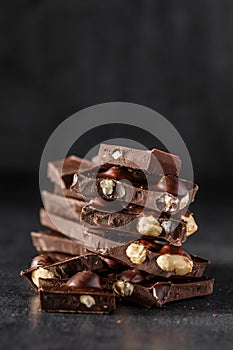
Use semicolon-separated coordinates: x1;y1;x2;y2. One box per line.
48;156;93;190
97;165;148;190
30;254;54;269
20;253;107;291
20;253;66;290
81;204;197;246
39;277;116;314
113;274;214;308
31;230;89;256
98;240;210;278
74;169;198;215
40;209;137;248
97;144;182;176
66;271;102;288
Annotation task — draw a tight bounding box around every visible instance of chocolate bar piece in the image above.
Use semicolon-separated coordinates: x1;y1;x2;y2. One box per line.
42;190;85;223
41;190;197;246
20;253;108;290
73;165;198;214
98;240;210;278
31;230;89;256
53;184;83;200
39;271;116;314
81;203;198;246
48;156;93;190
20;253;69;290
113;270;214;308
40;209;138;248
97;144;182;176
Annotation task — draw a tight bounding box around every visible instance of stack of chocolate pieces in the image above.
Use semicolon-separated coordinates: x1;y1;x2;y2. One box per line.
21;144;214;314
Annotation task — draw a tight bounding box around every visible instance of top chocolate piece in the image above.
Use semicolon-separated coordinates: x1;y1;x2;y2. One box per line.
97;144;182;176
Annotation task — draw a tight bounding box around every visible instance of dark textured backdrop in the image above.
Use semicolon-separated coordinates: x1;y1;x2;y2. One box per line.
1;0;233;188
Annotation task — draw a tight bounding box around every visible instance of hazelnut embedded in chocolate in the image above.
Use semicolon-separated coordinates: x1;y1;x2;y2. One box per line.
66;271;102;289
30;254;55;269
99;179;116;196
181;214;198;236
125;242;147;264
156;193;180;213
31;268;55;287
113;281;134;297
80;295;96;308
136;216;162;237
157;244;193;276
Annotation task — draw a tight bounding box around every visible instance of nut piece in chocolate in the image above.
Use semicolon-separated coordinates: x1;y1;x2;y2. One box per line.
182;214;198;236
31;268;55;287
100;179;116;196
156;193;180;213
80;295;96;308
113;281;134;297
136;216;162;237
156;253;193;276
126;242;147;264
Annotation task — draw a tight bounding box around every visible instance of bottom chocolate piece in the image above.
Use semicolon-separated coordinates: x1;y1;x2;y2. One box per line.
113;272;214;308
39;272;116;314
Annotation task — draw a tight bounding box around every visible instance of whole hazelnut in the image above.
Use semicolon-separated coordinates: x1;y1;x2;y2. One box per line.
31;268;55;287
125;242;147;264
136;216;162;237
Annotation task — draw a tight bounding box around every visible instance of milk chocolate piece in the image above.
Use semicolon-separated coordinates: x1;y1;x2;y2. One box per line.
113;273;214;308
39;277;116;314
98;239;210;278
53;184;83;200
31;230;89;256
81;204;197;246
74;168;198;214
97;144;182;176
42;190;85;223
48;156;93;190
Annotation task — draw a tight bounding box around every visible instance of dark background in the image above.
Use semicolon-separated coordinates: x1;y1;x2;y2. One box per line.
1;1;233;349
